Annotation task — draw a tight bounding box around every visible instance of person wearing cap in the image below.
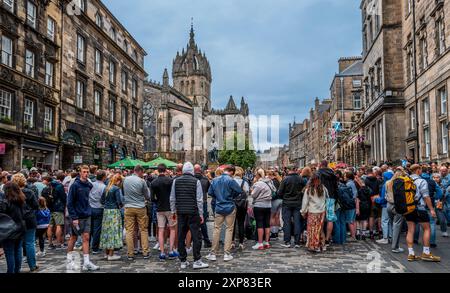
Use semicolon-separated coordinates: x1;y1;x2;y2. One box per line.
170;162;209;270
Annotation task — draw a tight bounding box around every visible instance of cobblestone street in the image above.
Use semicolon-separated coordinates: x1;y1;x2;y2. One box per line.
2;219;450;273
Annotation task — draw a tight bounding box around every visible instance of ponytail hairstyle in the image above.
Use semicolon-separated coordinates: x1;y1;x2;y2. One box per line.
105;174;123;196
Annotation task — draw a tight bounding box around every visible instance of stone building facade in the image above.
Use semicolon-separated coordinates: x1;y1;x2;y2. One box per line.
403;0;450;164
143;25;250;164
329;57;364;163
59;0;147;170
359;0;406;165
289;119;309;168
0;0;62;170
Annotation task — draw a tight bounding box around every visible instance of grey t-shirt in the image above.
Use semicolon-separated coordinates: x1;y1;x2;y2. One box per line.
123;175;150;209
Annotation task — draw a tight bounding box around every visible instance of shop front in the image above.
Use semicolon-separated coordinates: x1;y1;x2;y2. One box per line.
20;140;58;171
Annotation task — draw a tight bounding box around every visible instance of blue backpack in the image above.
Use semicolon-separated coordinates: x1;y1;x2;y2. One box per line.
338;183;356;211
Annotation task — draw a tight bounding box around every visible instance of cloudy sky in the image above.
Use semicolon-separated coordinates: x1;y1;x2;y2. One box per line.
103;0;362;150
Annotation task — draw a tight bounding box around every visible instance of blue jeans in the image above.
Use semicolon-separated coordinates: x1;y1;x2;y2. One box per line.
436;209;447;233
90;208;103;252
333;209;347;244
381;207;392;240
2;239;23;273
200;202;211;243
23;228;37;269
281;206;302;243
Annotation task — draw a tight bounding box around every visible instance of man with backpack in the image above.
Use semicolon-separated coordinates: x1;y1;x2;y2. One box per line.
206;165;242;262
42;173;67;250
406;164;440;262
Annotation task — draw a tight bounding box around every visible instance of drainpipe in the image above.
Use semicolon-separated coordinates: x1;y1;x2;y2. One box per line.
413;0;420;163
58;1;65;170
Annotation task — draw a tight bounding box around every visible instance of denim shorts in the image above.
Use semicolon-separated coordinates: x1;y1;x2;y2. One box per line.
343;209;356;224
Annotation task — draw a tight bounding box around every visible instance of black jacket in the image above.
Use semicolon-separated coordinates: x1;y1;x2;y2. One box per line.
195;173;211;202
150;175;174;212
23;187;38;230
318;168;339;199
364;176;381;196
278;173;305;208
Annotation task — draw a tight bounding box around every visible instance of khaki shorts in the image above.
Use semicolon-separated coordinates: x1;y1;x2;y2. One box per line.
157;211;177;228
50;212;65;226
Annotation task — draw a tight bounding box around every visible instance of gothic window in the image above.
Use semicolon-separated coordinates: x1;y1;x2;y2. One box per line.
186;81;189;95
180;81;184;94
193;56;199;70
191;80;195;95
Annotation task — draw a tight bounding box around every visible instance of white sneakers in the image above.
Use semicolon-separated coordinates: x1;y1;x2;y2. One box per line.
193;260;209;270
376;238;389;245
206;252;233;262
153;243;160;250
36;251;46;257
107;255;121;261
223;253;233;262
392;248;405;253
442;232;449;238
186;247;193;254
205;253;217;261
180;261;190;269
82;261;100;271
252;243;264;250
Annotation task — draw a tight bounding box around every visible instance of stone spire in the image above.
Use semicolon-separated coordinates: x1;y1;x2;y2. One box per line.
163;68;169;87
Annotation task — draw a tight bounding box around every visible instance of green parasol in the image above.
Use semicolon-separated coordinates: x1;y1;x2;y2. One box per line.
145;157;178;169
108;157;150;169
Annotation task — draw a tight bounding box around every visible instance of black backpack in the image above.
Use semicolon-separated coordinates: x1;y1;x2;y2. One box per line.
338;183;356;210
41;185;54;210
235;180;248;210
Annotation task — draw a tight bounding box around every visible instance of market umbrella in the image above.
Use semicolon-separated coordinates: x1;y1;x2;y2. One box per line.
108;157;148;169
145;157;178;169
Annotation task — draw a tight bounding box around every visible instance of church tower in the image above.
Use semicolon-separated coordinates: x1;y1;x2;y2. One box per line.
172;21;212;111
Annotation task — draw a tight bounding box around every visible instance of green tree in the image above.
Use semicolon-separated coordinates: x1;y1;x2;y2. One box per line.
218;132;256;169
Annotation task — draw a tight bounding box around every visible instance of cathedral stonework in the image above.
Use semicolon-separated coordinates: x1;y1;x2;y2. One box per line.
143;24;250;164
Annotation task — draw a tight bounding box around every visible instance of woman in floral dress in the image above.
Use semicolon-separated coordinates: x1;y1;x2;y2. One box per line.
100;174;124;261
301;173;328;253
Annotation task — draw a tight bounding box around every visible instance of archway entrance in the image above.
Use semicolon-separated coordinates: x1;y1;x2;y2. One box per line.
61;130;82;170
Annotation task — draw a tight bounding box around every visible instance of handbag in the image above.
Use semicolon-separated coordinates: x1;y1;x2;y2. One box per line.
0;213;25;242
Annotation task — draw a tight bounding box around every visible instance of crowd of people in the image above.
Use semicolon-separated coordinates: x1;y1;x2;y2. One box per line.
0;159;448;273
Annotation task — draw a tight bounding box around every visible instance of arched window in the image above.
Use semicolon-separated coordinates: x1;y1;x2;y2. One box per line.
180;81;184;93
186;81;189;95
110;27;117;41
123;40;129;54
191;80;195;95
95;12;102;27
